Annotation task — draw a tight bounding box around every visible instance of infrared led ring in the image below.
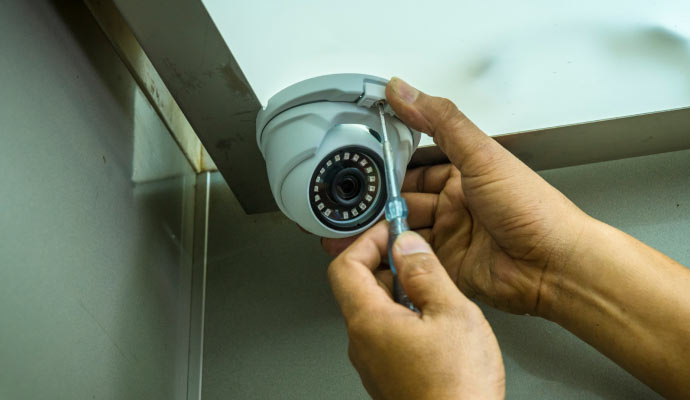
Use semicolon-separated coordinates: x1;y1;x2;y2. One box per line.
309;146;386;231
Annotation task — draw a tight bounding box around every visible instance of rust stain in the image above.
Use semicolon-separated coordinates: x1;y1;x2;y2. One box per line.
162;57;204;94
216;136;244;151
217;63;251;95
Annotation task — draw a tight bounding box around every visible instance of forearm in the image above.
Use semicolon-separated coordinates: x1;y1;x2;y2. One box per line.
542;217;690;399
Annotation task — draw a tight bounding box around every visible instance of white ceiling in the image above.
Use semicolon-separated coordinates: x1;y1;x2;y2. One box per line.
203;0;690;142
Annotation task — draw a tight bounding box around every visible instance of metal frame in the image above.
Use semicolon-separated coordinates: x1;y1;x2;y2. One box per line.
411;106;690;170
81;4;211;398
84;0;217;173
111;0;270;212
111;0;690;214
186;172;211;400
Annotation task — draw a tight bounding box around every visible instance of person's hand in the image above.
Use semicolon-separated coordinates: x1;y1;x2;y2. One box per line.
328;222;505;400
324;78;591;317
323;78;690;399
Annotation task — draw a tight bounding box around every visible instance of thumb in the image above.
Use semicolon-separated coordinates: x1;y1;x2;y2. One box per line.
386;77;510;178
392;231;466;315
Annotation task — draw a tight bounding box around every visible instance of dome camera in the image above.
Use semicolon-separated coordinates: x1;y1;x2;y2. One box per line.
256;74;421;238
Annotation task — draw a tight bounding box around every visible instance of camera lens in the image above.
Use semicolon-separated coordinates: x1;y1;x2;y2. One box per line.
332;168;365;204
309;147;386;231
338;178;356;198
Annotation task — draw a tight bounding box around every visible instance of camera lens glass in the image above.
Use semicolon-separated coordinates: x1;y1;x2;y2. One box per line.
332;168;364;203
309;146;386;231
336;176;357;199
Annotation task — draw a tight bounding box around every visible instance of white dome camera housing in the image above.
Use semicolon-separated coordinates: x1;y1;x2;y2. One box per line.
256;74;421;238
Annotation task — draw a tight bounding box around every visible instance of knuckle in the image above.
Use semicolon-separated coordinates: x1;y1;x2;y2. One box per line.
460;301;488;327
329;250;358;274
400;254;438;288
438;97;458;116
337;252;362;272
346;315;369;340
405;253;438;276
346;309;378;340
327;258;343;283
435;98;466;132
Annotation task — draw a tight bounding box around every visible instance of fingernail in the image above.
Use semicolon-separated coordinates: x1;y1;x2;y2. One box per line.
395;231;433;256
390;77;419;104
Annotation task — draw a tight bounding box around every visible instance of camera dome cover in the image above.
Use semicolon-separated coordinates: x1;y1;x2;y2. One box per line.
255;74;421;238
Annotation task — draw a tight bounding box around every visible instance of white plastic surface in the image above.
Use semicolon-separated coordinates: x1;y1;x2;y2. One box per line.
255;74;386;141
356;81;387;108
260;101;418;238
203;0;690;147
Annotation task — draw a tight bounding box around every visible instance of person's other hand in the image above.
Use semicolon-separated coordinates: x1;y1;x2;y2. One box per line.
328;222;505;399
324;78;590;317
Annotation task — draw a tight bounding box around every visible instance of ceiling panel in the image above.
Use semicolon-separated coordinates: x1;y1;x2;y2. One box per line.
111;0;690;213
204;0;690;143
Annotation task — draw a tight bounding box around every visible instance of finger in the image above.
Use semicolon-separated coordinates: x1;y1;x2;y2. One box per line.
392;231;469;316
387;77;512;178
321;235;359;257
328;221;393;320
402;164;455;194
374;269;394;298
414;228;433;244
322;234;391;265
403;192;437;229
388;78;579;246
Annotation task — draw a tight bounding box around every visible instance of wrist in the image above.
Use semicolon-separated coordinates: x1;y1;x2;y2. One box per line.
535;213;602;321
531;214;690;398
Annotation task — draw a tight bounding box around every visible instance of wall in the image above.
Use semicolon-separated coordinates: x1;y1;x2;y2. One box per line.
0;2;196;399
202;148;690;399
